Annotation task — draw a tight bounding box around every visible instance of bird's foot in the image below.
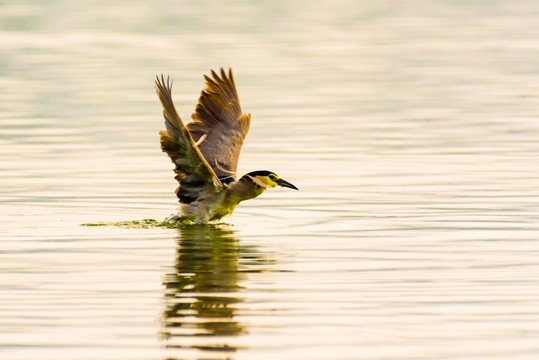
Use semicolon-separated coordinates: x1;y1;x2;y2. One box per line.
165;213;188;223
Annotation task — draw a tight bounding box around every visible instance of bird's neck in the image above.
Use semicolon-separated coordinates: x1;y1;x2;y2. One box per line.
225;177;266;204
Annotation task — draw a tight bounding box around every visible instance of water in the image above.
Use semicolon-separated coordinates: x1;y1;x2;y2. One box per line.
2;1;539;359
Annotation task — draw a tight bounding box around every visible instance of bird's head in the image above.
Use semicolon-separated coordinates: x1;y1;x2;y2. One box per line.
244;170;298;190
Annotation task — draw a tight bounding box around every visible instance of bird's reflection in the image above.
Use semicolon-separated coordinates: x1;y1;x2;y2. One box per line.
161;225;268;358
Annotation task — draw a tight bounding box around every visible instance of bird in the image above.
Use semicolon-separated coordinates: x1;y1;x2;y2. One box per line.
155;68;298;224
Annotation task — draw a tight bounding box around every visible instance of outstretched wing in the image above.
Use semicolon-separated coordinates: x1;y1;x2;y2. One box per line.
155;75;223;204
186;68;251;179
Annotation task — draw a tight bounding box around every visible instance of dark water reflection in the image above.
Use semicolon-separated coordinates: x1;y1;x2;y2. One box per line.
161;226;269;357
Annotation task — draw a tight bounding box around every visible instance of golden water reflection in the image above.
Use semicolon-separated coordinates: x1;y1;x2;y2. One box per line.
161;225;268;358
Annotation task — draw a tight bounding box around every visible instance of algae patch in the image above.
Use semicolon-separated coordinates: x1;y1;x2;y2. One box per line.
81;218;194;229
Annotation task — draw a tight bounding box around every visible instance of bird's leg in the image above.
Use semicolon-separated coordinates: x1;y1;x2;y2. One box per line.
193;212;209;224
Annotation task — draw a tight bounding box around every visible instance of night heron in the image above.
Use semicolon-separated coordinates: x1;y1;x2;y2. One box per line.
155;68;298;224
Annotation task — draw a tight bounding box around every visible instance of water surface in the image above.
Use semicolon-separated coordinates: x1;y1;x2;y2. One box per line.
1;1;539;359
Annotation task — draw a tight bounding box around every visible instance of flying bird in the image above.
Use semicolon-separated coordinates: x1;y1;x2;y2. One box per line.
155;68;298;224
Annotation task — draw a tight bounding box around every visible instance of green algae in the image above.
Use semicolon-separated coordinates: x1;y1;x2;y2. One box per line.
82;218;189;229
81;218;230;229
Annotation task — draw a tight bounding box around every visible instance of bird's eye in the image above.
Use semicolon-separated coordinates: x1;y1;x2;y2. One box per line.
269;174;276;180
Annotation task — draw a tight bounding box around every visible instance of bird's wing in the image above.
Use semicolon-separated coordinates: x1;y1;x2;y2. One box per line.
155;75;223;204
186;68;251;179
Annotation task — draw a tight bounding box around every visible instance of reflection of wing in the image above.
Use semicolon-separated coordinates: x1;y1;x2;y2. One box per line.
155;75;223;204
186;68;251;179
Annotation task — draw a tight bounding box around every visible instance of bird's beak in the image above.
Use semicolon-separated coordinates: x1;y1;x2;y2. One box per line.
276;178;298;190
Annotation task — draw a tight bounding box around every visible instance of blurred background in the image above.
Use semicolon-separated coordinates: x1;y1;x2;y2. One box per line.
1;1;539;359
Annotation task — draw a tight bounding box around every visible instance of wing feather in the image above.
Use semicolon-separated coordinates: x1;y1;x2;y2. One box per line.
155;75;222;204
187;68;250;179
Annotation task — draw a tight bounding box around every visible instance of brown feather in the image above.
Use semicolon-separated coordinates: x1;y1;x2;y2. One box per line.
155;75;222;204
186;68;251;178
